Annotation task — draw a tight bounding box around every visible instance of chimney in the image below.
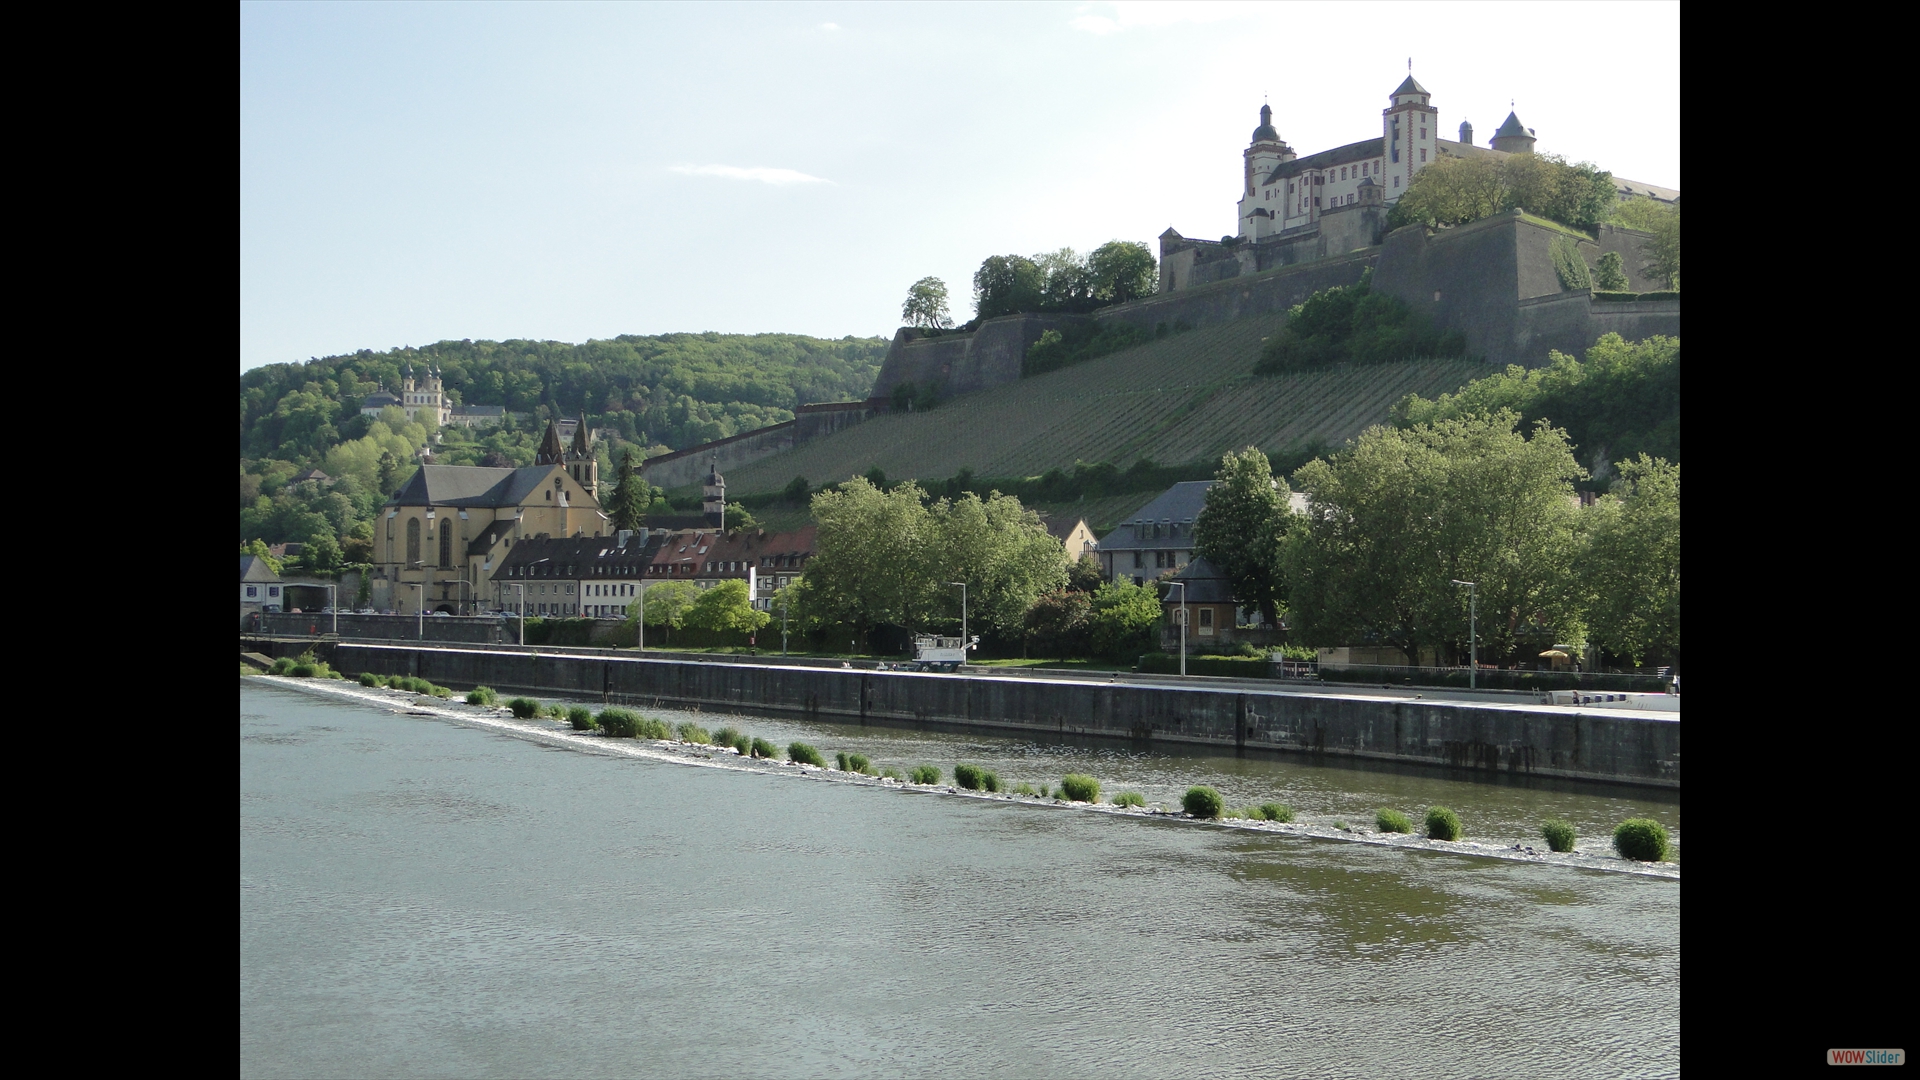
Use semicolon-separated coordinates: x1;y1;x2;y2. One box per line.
1459;120;1473;145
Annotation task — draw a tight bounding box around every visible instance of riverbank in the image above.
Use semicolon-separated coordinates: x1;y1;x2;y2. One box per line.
247;672;1678;878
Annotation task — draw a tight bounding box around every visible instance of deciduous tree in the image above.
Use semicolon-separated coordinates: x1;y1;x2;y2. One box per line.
1194;447;1294;625
1577;456;1679;665
901;277;953;329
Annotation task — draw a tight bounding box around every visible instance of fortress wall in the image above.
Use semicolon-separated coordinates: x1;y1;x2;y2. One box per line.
1373;216;1523;364
1093;251;1377;336
793;402;879;442
641;420;797;490
871;328;971;402
1594;225;1667;293
951;314;1091;396
1585;299;1680;343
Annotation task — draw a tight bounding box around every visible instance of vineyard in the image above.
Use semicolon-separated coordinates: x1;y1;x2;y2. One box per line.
723;312;1489;496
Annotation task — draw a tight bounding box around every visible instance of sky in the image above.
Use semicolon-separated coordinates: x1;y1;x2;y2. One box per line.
240;1;1679;372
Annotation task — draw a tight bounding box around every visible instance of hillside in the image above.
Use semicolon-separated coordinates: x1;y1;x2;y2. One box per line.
722;312;1489;496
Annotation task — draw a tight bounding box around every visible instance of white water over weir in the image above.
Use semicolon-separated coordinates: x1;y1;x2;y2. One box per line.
328;643;1680;790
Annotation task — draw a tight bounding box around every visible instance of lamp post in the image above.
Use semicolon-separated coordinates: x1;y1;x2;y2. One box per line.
406;582;424;639
948;582;967;661
511;582;526;646
1169;581;1187;677
781;592;789;656
636;583;646;652
1451;579;1477;689
321;583;337;638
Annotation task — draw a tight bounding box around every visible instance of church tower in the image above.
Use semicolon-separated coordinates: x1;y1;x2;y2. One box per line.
1383;72;1439;202
535;419;567;467
567;415;599;500
1238;104;1295;241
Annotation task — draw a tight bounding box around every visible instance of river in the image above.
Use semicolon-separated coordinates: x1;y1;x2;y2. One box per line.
240;677;1679;1078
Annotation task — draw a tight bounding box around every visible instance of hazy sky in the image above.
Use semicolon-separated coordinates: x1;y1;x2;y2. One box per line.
240;1;1679;371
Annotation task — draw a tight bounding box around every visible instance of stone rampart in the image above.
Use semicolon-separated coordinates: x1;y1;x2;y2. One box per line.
330;644;1681;789
1092;251;1378;336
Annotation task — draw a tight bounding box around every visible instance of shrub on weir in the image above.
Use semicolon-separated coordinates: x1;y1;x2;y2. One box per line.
1059;774;1100;803
1258;803;1293;822
677;722;711;744
1542;819;1577;852
1612;818;1670;862
910;765;941;785
508;697;540;719
1376;809;1414;834
1425;806;1463;841
954;764;986;790
789;742;825;766
750;737;778;759
1183;787;1223;818
1114;792;1146;808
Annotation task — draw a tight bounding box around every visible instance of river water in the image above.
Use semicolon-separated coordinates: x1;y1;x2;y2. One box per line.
240;678;1679;1079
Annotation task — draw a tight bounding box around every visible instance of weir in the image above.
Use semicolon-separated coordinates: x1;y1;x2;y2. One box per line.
324;643;1679;790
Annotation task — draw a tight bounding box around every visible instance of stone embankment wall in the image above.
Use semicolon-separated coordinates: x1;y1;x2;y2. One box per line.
641;402;880;490
251;612;514;644
330;644;1680;789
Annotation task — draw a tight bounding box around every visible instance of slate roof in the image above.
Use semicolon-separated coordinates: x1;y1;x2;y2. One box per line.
1097;482;1214;552
241;555;282;583
1163;557;1236;605
387;464;563;509
495;533;663;580
1494;111;1530;138
466;518;519;557
1392;75;1430;97
1263;137;1386;184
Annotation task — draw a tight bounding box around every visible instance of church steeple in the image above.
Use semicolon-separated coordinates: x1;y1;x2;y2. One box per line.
535;419;567;466
566;415;599;500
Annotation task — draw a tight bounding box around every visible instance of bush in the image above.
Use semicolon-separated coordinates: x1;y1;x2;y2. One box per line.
982;771;1001;793
1258;803;1293;822
789;742;825;766
750;737;778;759
1014;782;1037;796
954;764;986;791
836;752;850;771
1612;818;1670;862
1376;809;1413;834
1059;774;1100;803
1542;819;1577;852
732;735;751;755
1334;820;1349;831
1183;786;1223;818
847;753;872;775
290;663;318;678
508;697;540;719
359;672;384;687
712;726;741;747
910;765;941;785
466;686;497;706
431;685;453;699
677;722;711;744
638;717;671;740
1425;806;1463;841
270;657;295;675
565;705;595;730
1114;792;1146;808
881;767;904;780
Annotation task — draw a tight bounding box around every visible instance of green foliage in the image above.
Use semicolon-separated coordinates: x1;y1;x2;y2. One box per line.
1088;578;1164;661
1258;803;1293;822
1023;322;1151;377
359;672;384;687
1612;818;1671;862
971;242;1157;323
836;751;850;771
732;735;751;755
1183;786;1224;819
1376;809;1414;833
1255;271;1466;374
1550;237;1592;291
466;686;498;706
1286;411;1587;667
1058;774;1100;802
568;707;598;731
1087;240;1158;305
788;742;825;766
712;726;741;747
1606;198;1680;288
677;722;711;744
902;276;954;330
981;771;1001;792
1014;782;1037;796
1387;153;1616;232
973;255;1046;321
794;479;1065;644
1542;819;1577;852
638;717;671;740
1334;820;1349;831
1593;252;1629;291
954;764;986;791
1024;589;1092;659
594;708;642;736
628;580;700;644
508;697;540;719
1425;806;1463;841
749;737;778;759
681;578;772;639
1577;456;1680;665
1195;446;1295;626
602;449;656;533
847;753;872;774
909;765;941;785
290;662;318;678
1114;791;1146;808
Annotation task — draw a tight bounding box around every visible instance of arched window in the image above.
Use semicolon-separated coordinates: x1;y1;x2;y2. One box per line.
439;519;453;568
406;518;421;565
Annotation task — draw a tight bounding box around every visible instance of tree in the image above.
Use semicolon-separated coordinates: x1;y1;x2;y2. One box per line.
1086;240;1157;305
1606;197;1679;287
629;580;699;643
242;538;284;575
901;277;953;329
603;448;649;531
1387;153;1614;232
925;491;1068;639
1577;456;1679;666
1594;251;1630;291
1386;155;1506;230
798;478;935;642
972;255;1045;321
723;502;759;534
305;532;343;574
683;579;773;636
1285;412;1586;666
1067;553;1104;593
1194;447;1293;625
1024;589;1091;658
1086;578;1162;660
1035;248;1094;311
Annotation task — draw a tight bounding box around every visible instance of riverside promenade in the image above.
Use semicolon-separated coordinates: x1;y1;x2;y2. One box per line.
268;640;1679;790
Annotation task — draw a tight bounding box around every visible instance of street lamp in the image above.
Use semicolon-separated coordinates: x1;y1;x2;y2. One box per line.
780;591;789;656
510;582;526;646
405;582;425;639
1451;580;1477;689
948;582;968;662
636;583;646;652
1168;581;1187;676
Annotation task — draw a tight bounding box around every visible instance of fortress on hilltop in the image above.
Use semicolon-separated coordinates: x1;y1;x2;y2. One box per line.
1160;75;1678;292
642;74;1679;493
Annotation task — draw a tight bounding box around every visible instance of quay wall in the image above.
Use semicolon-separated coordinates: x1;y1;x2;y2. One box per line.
330;644;1680;789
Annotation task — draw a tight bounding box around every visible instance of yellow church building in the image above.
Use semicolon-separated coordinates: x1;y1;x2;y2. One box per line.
373;419;607;615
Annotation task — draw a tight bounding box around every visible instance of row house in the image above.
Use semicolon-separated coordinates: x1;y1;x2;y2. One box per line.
493;530;664;618
644;526;818;611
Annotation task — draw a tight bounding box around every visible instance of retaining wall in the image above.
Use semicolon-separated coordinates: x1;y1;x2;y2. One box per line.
332;644;1680;789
